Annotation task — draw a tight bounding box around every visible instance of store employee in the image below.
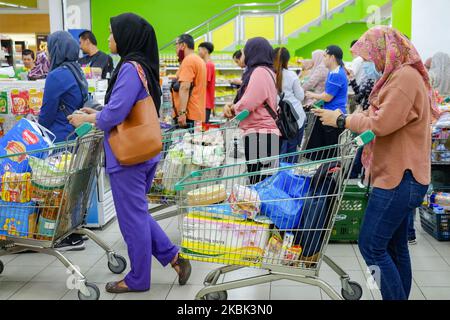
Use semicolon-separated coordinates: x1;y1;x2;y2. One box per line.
79;30;114;79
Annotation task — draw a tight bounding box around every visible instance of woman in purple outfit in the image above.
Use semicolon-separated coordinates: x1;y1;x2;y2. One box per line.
68;13;191;294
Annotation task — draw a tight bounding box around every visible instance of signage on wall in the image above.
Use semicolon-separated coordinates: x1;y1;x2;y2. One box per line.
62;0;91;31
36;34;48;53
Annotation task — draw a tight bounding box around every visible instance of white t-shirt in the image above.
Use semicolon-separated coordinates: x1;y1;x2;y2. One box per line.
350;56;364;85
280;68;306;128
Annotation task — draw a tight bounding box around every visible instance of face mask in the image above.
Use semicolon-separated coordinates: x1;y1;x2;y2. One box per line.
177;48;185;63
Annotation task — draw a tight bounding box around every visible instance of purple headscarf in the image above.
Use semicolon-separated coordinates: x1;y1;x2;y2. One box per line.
235;37;274;102
28;51;50;80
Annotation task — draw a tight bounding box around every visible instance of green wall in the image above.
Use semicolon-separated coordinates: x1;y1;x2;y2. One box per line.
392;0;412;38
295;23;370;61
91;0;275;52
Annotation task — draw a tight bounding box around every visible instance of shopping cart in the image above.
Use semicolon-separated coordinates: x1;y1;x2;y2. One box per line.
174;129;375;300
0;124;127;300
148;111;249;221
300;100;324;151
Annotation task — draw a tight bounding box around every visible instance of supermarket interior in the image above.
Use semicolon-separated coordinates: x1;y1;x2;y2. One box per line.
0;0;450;302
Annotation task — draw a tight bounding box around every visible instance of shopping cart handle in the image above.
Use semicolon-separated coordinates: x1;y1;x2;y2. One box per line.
75;123;94;138
355;130;376;147
234;110;250;122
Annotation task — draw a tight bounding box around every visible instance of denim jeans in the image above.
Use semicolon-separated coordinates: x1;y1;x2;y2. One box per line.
408;211;417;241
358;170;428;300
280;126;305;163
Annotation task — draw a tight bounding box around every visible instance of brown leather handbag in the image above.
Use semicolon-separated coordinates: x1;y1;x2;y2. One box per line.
108;62;162;166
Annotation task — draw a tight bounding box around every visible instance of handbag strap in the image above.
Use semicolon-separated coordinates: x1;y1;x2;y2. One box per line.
261;67;279;121
129;61;151;96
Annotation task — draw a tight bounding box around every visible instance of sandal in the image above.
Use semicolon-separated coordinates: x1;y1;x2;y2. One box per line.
105;280;147;294
172;255;192;286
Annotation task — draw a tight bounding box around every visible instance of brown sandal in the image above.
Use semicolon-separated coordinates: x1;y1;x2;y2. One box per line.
172;256;192;286
105;280;147;294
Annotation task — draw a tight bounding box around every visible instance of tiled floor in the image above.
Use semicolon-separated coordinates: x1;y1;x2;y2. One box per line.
1;214;450;300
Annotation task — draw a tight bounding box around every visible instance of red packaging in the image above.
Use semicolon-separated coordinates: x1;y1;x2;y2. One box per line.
10;89;30;115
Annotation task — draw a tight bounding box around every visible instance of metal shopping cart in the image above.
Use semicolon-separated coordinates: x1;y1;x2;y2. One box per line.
174;129;375;300
0;124;127;300
300;100;324;151
148;111;249;221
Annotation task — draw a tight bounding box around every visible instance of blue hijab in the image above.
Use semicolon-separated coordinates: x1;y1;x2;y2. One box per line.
47;31;88;104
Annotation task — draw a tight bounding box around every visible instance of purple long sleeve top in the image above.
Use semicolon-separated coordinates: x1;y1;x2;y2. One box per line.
96;62;160;174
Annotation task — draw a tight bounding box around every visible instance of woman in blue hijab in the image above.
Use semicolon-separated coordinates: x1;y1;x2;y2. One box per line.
38;31;89;251
39;31;89;144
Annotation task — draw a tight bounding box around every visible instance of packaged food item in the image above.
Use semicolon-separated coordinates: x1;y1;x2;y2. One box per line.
0;200;37;238
36;189;63;241
187;203;246;221
229;185;260;220
181;213;270;267
28;89;43;116
0;119;55;175
0;91;8;114
1;172;31;203
430;193;450;210
28;156;66;188
284;246;302;264
187;184;227;206
10;89;29;115
263;234;283;264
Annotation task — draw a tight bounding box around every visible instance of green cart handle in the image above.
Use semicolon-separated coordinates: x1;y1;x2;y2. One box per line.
233;109;250;122
445;96;450;103
75;123;94;138
311;100;325;109
355;130;375;147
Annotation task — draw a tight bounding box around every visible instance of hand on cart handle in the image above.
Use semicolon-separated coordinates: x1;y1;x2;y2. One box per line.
224;104;236;119
312;108;342;128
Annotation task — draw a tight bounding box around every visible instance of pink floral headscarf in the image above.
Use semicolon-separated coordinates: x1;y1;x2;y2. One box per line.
351;26;440;119
351;26;441;171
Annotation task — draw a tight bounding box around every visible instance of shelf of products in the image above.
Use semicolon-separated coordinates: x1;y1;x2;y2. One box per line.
432;112;450;165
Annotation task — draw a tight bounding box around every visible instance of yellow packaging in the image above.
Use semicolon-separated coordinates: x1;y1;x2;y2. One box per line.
28;89;43;116
1;172;32;203
180;213;270;267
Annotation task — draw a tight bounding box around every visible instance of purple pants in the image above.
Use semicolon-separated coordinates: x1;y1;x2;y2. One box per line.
109;163;178;291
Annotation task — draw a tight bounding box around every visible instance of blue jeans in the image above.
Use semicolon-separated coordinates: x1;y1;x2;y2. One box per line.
358;170;428;300
280;126;305;163
408;211;417;241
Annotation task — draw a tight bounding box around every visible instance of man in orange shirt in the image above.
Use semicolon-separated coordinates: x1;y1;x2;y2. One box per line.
173;34;207;127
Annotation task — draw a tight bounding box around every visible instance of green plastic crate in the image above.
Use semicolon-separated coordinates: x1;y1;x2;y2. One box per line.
330;184;369;242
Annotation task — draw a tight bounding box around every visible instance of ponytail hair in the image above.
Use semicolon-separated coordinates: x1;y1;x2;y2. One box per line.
273;47;290;93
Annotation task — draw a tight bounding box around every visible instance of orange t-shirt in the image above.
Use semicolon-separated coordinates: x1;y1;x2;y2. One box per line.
173;54;207;122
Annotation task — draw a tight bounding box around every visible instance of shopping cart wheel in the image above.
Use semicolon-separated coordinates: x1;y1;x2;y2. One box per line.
78;282;100;300
0;260;4;274
108;254;127;274
204;291;228;301
341;281;363;301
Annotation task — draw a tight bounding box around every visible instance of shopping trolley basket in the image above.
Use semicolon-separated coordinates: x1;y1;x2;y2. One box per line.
148;111;249;221
174;130;375;300
0;124;127;300
300;100;324;151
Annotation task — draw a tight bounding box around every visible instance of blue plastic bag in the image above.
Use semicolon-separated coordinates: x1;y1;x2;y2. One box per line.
253;170;311;230
0;118;55;175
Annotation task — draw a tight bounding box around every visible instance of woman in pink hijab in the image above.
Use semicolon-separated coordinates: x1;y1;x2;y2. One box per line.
302;50;328;106
313;26;440;301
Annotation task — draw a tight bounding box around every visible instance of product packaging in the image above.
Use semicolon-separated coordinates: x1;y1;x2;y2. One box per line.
28;89;43;116
0;200;37;238
10;89;29;115
0;91;8;114
229;185;261;220
1;172;31;203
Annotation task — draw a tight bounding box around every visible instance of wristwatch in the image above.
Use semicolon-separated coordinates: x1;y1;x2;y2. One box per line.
336;113;347;129
178;110;187;116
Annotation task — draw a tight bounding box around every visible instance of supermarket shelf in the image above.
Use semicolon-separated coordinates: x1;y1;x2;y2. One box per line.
215;101;233;106
432;162;450;166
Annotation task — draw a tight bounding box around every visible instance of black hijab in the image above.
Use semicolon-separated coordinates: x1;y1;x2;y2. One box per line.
105;13;161;114
235;37;274;102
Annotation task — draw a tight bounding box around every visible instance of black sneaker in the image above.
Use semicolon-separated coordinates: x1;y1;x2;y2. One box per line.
55;236;86;252
408;238;417;245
